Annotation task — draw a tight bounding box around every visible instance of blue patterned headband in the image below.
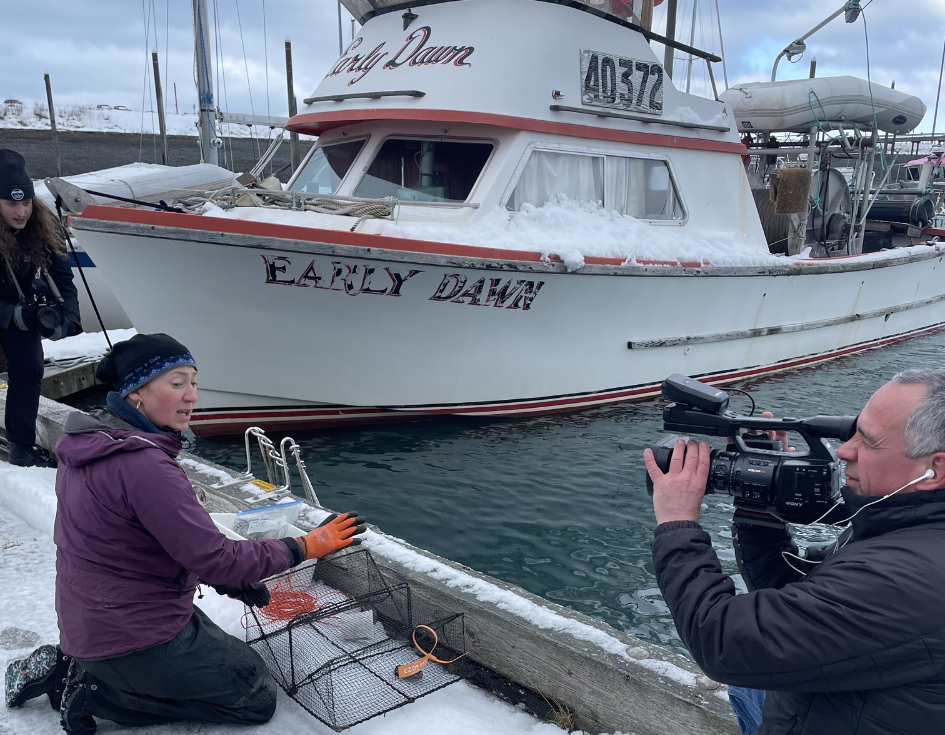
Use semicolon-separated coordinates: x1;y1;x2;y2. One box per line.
118;353;197;397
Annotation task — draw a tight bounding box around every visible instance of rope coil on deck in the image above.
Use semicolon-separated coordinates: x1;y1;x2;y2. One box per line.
176;189;398;232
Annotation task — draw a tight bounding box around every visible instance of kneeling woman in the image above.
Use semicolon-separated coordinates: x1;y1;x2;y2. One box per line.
5;333;365;733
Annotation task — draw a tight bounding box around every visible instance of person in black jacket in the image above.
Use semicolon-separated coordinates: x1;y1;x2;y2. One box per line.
0;149;81;466
644;369;945;735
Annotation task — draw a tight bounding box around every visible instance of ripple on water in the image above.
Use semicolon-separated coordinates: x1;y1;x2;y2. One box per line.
189;330;945;658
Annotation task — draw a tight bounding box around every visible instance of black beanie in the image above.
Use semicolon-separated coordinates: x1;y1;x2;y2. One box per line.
95;333;197;397
0;149;34;202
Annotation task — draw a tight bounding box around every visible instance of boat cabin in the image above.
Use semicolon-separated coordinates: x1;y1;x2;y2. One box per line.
280;0;762;248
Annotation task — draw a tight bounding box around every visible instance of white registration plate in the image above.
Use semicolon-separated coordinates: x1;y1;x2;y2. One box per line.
580;50;664;115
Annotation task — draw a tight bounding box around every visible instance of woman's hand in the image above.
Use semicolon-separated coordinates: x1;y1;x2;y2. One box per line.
296;512;367;560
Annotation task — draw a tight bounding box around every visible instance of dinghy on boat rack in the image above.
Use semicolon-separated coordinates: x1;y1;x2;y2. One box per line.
64;0;945;436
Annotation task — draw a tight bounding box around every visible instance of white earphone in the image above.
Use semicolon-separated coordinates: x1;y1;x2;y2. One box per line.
781;469;936;575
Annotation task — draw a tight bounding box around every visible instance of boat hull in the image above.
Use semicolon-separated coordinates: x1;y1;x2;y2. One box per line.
71;209;945;436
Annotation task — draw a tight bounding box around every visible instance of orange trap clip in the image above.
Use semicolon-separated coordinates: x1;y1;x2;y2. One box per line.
396;624;466;679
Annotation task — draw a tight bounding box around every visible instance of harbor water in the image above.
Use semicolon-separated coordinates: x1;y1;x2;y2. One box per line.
182;331;944;657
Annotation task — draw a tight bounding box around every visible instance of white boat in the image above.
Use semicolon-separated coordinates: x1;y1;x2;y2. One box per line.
35;163;236;332
68;0;945;437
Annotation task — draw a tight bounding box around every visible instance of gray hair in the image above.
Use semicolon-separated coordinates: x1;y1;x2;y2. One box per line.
891;369;945;458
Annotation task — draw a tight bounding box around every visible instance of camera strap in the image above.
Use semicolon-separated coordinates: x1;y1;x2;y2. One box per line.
0;253;28;304
40;267;65;306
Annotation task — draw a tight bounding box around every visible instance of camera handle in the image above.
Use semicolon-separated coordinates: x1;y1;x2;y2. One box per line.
663;405;856;463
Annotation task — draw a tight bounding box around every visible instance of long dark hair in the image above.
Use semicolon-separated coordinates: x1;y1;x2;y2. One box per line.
0;198;67;271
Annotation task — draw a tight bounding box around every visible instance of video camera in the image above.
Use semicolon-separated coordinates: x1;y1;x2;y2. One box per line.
646;374;857;524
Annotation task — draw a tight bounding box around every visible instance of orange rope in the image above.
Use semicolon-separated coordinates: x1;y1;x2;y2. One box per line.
242;578;353;629
396;624;466;679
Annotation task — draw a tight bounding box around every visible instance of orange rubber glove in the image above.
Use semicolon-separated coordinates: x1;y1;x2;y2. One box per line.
296;512;366;560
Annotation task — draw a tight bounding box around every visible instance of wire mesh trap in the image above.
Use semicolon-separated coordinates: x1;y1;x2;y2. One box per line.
245;548;466;731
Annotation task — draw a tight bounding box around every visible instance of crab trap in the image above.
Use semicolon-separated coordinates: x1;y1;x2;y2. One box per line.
245;548;466;731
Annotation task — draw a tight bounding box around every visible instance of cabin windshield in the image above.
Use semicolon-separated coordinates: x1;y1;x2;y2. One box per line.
508;149;683;220
290;139;366;195
353;138;494;203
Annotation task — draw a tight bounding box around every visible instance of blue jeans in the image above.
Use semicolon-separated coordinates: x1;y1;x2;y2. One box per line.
728;686;766;735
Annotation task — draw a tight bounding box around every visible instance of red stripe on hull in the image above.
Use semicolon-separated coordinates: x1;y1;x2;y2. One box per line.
189;323;945;437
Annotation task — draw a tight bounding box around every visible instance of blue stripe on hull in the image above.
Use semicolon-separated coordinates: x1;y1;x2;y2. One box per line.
68;252;95;268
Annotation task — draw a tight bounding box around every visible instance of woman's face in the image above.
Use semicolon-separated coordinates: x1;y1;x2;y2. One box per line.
0;198;33;229
127;366;198;432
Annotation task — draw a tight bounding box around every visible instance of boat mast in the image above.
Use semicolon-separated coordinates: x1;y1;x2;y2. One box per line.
684;0;698;94
663;0;677;79
933;34;945;137
193;0;221;166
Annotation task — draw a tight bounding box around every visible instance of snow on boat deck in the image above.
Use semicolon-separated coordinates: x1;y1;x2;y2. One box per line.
0;463;573;735
198;198;944;272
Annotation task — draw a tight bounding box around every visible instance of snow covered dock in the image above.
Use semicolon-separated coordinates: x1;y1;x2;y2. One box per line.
0;387;739;735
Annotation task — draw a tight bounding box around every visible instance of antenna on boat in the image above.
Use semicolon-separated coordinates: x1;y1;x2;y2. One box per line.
771;1;862;82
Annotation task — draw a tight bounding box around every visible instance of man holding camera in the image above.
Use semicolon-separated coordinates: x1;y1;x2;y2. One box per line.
644;369;945;734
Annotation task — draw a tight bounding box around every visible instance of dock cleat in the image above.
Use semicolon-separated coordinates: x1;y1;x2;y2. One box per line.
4;644;60;708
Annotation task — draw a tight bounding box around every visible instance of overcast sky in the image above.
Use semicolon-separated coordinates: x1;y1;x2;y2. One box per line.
1;0;944;132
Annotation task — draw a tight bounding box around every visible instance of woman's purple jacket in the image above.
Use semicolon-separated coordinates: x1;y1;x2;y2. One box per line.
54;410;291;659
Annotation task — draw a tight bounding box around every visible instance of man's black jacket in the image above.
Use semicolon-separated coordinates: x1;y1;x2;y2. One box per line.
652;486;945;735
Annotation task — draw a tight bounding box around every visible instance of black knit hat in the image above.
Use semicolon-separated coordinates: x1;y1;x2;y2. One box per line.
96;333;197;397
0;149;34;202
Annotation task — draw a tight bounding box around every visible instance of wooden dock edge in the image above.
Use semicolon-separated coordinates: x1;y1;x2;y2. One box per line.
9;386;738;735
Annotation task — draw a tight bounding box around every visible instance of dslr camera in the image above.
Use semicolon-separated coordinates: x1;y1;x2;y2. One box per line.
29;275;66;338
646;374;857;524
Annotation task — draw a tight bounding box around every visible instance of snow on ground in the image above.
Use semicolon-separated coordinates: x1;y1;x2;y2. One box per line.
42;328;137;363
0;463;580;735
0;100;279;140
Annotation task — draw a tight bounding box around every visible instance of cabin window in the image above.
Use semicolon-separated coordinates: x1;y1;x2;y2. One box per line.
508;150;604;210
507;149;682;221
605;156;682;220
290;139;366;195
354;138;494;202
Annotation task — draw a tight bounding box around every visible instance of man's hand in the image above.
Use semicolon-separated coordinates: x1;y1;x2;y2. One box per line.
644;439;711;524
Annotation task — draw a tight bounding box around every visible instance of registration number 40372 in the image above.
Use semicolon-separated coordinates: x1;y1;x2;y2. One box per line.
580;49;664;115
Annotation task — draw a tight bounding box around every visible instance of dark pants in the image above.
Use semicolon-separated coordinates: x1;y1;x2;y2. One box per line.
77;607;277;727
0;327;44;447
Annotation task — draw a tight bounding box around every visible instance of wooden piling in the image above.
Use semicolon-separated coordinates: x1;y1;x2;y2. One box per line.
151;50;169;165
43;74;62;177
285;39;301;173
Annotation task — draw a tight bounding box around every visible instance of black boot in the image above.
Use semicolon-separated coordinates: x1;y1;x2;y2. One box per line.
4;644;59;707
8;443;56;468
59;660;96;735
49;648;70;711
